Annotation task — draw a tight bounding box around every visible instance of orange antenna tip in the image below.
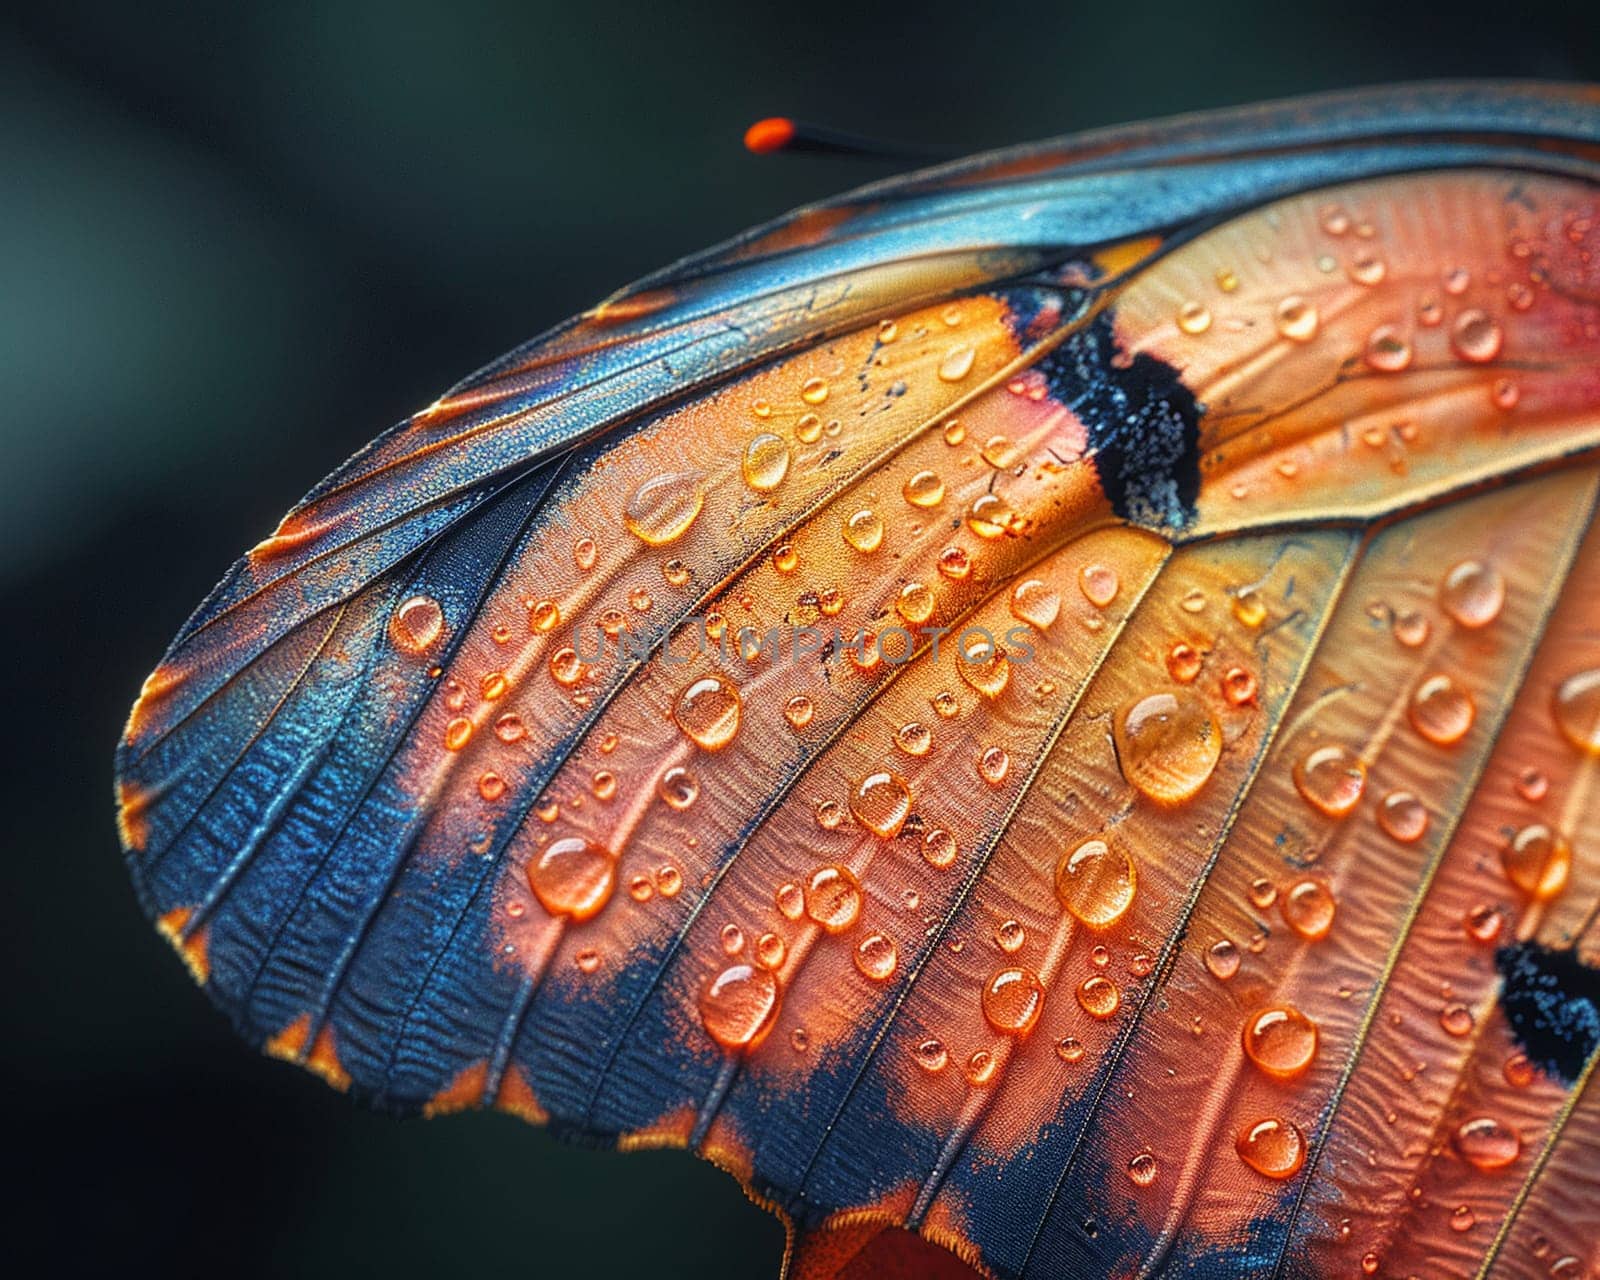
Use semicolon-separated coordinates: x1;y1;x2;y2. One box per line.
744;116;797;155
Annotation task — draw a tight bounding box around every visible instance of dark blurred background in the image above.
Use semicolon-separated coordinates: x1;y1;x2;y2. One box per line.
4;2;1596;1276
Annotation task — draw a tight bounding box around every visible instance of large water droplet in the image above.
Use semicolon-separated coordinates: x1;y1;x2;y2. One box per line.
843;508;885;553
527;837;615;921
1281;878;1336;941
1011;579;1061;629
391;596;444;652
1501;824;1572;899
1275;296;1320;342
1377;791;1429;842
1077;974;1121;1019
1440;560;1505;628
658;765;699;810
854;932;898;981
1553;668;1600;753
1242;1006;1318;1078
1079;564;1119;608
923;828;958;869
1293;744;1366;817
624;471;705;545
1236;1118;1306;1179
1205;938;1241;981
1055;836;1137;928
805;864;863;932
982;966;1045;1035
1453;1115;1521;1171
1127;1153;1159;1187
1409;674;1475;745
700;963;781;1050
957;633;1011;699
1451;309;1504;363
742;433;791;491
850;770;912;837
1114;691;1221;804
674;676;741;750
938;344;977;381
903;469;945;508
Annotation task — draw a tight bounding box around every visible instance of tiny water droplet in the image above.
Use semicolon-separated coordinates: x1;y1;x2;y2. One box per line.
895;721;932;756
1440;560;1506;628
1393;610;1430;647
1012;578;1061;629
776;882;805;920
659;765;699;810
1177;301;1212;335
1275;296;1319;342
1166;643;1202;683
1377;791;1429;843
914;1038;948;1072
903;469;945;508
897;581;936;625
1440;1003;1474;1037
1079;563;1119;608
1364;324;1412;372
983;966;1045;1035
978;745;1010;785
1281;878;1336;941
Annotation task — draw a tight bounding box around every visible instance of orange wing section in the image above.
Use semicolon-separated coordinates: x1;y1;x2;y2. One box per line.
1112;171;1600;532
118;93;1600;1280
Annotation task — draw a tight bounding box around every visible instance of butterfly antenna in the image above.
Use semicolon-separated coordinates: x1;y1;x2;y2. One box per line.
743;116;956;161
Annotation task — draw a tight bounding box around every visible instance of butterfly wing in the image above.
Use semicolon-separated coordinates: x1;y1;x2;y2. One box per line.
116;84;1600;1279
